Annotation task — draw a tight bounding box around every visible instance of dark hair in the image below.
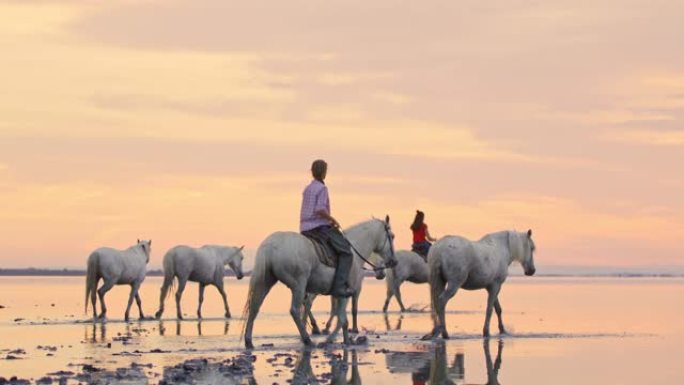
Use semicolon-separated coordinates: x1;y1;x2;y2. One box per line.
311;159;327;181
410;210;425;231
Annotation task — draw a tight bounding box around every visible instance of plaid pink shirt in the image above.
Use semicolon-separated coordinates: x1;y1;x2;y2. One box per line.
300;179;332;232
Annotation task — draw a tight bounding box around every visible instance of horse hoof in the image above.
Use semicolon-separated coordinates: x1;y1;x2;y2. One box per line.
420;333;436;341
245;340;254;350
154;312;162;320
349;328;359;334
442;333;450;340
311;329;321;336
225;313;231;319
318;340;335;348
303;338;314;346
322;329;330;335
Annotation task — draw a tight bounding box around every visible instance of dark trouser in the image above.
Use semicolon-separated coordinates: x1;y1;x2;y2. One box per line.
412;241;432;260
302;225;353;296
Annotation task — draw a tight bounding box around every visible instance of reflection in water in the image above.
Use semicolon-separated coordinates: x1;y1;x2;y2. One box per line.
384;314;404;331
386;340;503;385
85;322;107;342
289;348;362;385
157;320;230;336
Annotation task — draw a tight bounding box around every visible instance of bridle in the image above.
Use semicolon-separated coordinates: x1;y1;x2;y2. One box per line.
344;222;396;272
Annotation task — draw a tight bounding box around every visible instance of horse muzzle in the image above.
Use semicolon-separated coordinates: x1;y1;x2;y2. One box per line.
237;274;244;280
375;271;386;280
525;267;536;276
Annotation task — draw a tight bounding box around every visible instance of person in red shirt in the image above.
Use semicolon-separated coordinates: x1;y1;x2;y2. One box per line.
410;210;437;260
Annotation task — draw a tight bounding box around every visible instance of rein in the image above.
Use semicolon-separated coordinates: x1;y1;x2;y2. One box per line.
344;224;394;272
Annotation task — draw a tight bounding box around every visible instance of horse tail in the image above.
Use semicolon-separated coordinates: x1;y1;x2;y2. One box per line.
428;251;445;324
240;241;273;342
161;249;177;299
84;252;98;315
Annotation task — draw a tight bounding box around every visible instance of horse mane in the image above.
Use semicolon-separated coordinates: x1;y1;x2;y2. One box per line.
344;218;383;237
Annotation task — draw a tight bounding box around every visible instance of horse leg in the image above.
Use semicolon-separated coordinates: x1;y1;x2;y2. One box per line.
323;296;335;334
395;283;407;313
303;295;321;335
325;297;350;345
124;283;140;322
96;279;115;320
350;293;359;334
91;277;99;321
216;282;231;319
244;274;276;349
135;292;145;320
382;283;394;313
175;278;187;320
437;280;460;339
155;275;174;319
197;283;206;319
494;298;507;334
288;283;313;346
483;284;501;338
421;275;446;340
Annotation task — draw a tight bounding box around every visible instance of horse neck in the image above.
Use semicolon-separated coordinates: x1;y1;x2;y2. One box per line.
482;231;516;266
127;245;148;259
344;220;382;276
345;221;380;259
208;246;232;265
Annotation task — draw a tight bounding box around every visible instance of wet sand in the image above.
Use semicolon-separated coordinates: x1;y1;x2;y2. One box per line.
1;276;683;384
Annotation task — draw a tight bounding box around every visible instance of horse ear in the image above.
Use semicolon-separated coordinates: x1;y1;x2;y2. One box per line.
137;239;140;244
527;229;532;238
239;245;245;251
385;215;390;224
149;239;152;246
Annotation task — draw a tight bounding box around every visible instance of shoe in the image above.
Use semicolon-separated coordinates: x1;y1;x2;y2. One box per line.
331;285;354;298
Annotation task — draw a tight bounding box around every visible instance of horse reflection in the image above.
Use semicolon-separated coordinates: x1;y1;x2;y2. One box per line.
85;322;107;343
384;314;404;332
157;320;230;336
385;340;502;385
289;348;362;385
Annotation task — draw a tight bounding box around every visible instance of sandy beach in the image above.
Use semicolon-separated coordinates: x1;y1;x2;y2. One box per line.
1;276;682;384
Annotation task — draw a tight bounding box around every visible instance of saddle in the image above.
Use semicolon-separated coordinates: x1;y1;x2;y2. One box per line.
411;244;429;263
302;232;338;268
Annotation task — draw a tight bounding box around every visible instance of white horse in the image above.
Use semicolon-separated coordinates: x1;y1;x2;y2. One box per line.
383;250;429;313
422;230;536;340
304;252;385;335
242;217;397;349
154;245;245;320
85;240;151;322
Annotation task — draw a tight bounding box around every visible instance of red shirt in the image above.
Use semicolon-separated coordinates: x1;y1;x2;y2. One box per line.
412;223;428;243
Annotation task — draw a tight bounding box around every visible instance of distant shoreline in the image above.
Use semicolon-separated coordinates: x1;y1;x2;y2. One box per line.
0;268;231;277
0;268;683;278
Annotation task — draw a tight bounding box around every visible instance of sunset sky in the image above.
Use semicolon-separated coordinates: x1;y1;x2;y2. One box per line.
0;0;682;269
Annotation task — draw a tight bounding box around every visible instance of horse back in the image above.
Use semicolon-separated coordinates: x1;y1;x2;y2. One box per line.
433;236;508;289
166;245;219;282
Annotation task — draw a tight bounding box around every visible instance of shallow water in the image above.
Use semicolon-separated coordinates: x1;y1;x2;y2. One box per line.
0;276;682;384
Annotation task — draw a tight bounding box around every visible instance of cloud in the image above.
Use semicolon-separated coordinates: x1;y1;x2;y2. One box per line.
602;129;684;146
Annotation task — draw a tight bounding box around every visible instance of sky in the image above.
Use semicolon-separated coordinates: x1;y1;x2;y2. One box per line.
0;0;682;269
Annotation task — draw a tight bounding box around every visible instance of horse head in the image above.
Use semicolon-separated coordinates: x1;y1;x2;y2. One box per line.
226;245;245;280
518;230;536;276
137;239;152;263
373;215;398;269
